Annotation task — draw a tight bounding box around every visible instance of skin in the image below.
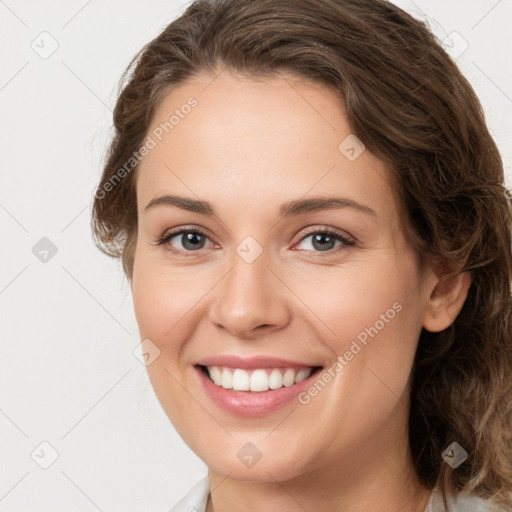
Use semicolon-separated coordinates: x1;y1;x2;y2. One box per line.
130;70;471;512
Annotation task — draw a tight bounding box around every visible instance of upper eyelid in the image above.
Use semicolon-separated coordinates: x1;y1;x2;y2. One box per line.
161;225;355;249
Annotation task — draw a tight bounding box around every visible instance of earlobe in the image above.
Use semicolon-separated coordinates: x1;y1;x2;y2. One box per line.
422;271;472;333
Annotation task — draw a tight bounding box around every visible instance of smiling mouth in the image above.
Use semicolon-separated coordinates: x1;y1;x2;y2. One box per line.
197;365;323;392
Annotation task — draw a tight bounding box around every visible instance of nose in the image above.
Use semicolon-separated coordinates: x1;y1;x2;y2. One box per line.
208;249;292;339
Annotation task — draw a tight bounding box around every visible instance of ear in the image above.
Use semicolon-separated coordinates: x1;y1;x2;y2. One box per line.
422;270;472;332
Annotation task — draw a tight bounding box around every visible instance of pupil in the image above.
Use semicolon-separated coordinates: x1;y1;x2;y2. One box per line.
183;232;204;250
313;233;334;251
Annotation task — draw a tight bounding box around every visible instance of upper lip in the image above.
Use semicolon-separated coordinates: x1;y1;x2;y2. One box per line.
196;355;322;369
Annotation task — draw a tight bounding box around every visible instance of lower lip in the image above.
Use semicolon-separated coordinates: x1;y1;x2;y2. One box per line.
195;366;320;417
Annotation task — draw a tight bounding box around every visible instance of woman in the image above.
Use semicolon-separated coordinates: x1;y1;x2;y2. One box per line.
91;0;512;510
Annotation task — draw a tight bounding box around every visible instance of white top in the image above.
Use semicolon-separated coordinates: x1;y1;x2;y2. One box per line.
169;475;494;512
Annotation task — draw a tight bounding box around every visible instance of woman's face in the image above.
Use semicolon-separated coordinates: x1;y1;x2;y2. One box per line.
131;71;432;483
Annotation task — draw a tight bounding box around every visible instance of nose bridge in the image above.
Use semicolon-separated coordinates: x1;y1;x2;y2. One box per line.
209;242;291;336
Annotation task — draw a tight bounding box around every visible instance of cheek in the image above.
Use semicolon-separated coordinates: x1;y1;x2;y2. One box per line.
131;248;182;353
131;252;198;424
350;267;423;401
289;251;423;390
292;254;419;338
286;259;422;444
131;247;214;364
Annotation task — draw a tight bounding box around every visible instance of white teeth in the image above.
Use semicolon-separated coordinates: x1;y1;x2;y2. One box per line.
209;366;222;386
268;368;283;389
282;368;296;387
205;366;314;392
250;369;268;392
221;368;233;389
295;368;311;384
232;369;250;391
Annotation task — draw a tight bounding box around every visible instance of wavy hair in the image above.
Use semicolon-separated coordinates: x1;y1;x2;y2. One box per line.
91;0;512;509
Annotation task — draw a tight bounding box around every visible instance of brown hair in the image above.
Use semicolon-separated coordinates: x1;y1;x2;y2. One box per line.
91;0;512;508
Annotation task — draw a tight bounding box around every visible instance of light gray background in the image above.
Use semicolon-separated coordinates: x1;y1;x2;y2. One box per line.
1;1;511;511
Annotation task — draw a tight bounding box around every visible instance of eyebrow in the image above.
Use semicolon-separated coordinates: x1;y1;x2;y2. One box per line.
144;194;377;218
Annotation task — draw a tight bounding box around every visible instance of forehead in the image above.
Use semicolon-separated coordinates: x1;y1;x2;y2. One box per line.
136;71;398;223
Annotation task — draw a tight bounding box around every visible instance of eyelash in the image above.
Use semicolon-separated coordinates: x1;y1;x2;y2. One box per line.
156;226;356;258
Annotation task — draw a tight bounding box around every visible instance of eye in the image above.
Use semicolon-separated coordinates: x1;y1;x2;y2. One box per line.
156;228;213;255
294;228;355;254
155;226;355;257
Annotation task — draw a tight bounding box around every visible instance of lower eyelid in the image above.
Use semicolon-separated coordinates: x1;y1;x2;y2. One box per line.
159;229;355;254
295;234;354;252
163;230;212;250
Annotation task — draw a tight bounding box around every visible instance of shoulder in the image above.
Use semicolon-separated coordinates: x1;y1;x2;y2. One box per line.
430;486;502;512
449;493;497;512
168;475;210;512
